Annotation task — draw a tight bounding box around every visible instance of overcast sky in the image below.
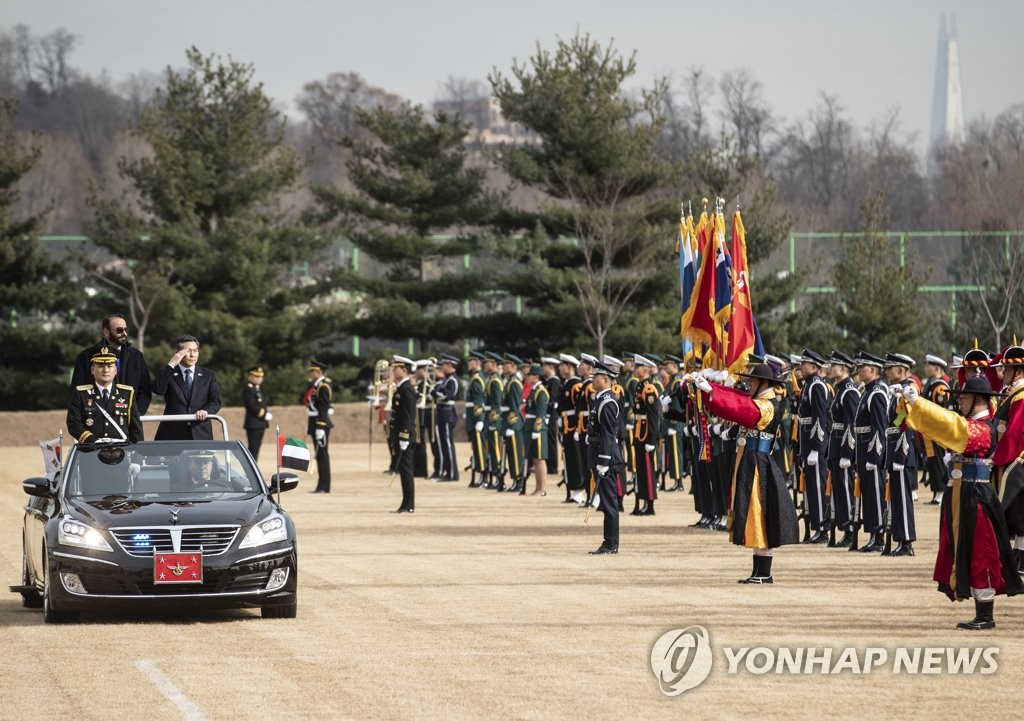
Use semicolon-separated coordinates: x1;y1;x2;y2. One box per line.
6;0;1023;156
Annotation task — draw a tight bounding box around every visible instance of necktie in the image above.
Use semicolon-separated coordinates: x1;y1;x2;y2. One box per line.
185;368;194;395
102;388;109;402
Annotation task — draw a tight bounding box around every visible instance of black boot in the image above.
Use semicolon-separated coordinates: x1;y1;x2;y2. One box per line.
739;555;774;584
642;501;655;516
738;554;758;584
1015;549;1024;576
836;531;853;548
890;541;915;557
956;599;995;630
630;497;642;516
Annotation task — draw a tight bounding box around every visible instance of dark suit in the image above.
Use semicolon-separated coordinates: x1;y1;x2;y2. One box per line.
72;339;153;415
152;364;222;440
67;383;143;444
390;378;417;510
242;381;269;461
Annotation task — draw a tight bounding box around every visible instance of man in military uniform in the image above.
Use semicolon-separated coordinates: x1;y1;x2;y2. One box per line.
630;354;661;516
433;354;460;481
501;353;527;493
483;352;506;490
661;354;686;492
852;351;889;552
827;351;861;547
921;354;951;504
797;349;833;543
304;359;334;494
883;353;920;556
588;361;624;554
67;347;143;444
558;354;585;503
390;355;418;512
465;351;487;487
620;352;640;494
541;357;562;478
242;366;271;462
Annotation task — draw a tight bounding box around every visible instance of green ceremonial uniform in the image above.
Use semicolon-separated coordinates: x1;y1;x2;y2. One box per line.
525;381;550;460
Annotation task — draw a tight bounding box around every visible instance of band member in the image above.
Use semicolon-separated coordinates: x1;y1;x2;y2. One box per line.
630;354;661;516
588;361;624;554
921;354;951;504
242;366;271;462
390;355;418;512
688;364;800;583
883;353;919;556
433;354;460;481
852;351;889;552
465;351;487;487
541;357;562;477
484;352;506;489
67;347;143;444
900;375;1024;629
304;359;333;493
558;354;585;503
524;364;550;496
827;351;860;546
501;353;527;493
797;349;832;543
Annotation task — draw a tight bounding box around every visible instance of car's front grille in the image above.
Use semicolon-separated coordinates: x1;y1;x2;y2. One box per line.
109;526;240;557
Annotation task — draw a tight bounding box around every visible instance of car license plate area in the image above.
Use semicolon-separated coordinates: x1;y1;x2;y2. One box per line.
154;552;204;584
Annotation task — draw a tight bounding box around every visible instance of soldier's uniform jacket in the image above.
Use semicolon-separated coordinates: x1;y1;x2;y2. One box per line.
465;369;486;427
304;376;334;433
243;381;269;430
389;377;418;446
588;388;623;472
559;375;582;436
631;380;663;446
828;376;861;463
433;372;459;424
663;373;686;435
798;373;832;462
503;373;525;433
67;383;142;444
575;377;594;439
853;378;889;468
544;374;562;432
623;375;640;428
524;382;550;435
485;371;505;432
886;379;920;469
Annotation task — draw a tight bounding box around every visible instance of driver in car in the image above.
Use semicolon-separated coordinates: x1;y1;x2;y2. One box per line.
184;451;218;488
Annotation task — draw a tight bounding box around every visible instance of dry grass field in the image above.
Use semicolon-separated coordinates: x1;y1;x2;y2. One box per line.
2;439;1022;721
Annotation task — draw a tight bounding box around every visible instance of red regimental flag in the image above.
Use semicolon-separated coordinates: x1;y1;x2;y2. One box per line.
724;210;757;374
680;209;720;358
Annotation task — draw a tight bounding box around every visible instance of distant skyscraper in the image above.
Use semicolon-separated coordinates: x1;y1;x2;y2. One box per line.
930;13;966;151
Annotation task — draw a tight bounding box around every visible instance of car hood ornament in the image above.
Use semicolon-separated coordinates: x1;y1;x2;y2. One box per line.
169;507;180;525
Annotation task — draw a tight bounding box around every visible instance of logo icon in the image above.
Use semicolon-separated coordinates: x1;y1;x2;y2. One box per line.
651;625;714;696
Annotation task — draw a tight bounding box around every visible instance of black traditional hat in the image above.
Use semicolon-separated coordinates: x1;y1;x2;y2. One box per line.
950;375;1001;397
993;344;1024;369
952;347;990;369
735;363;786;385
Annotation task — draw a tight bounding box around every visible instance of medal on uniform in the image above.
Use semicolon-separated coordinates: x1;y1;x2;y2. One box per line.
85;418;94;426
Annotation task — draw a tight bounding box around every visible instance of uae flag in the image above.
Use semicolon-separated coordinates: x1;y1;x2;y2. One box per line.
278;435;311;472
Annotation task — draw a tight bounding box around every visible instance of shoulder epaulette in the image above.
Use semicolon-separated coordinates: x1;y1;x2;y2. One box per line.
76;384;92;391
115;383;133;391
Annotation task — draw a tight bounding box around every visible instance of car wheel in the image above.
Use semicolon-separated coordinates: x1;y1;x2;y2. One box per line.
20;533;42;609
261;599;297;619
42;545;79;624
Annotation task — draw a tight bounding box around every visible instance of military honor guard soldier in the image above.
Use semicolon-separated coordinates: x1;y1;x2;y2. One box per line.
851;351;890;553
433;354;461;481
797;349;833;543
541;357;562;478
390;355;418;513
304;359;334;493
827;350;861;546
587;361;624;554
882;353;919;556
67;347;143;444
524;364;550;496
242;366;272;462
465;351;488;487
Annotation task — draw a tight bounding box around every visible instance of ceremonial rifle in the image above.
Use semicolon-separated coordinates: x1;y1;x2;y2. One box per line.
881;470;896;556
826;469;838;547
848;472;863;552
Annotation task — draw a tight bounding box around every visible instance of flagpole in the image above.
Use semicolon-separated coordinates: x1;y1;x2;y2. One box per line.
274;425;282;506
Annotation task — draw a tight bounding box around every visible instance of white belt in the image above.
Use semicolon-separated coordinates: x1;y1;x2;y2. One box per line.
798;418;812;425
854;426;871;433
525;414;536;419
438;401;455;406
464;402;474;407
831;423;846;430
562;410;576;416
885;427;900;435
500;406;510;411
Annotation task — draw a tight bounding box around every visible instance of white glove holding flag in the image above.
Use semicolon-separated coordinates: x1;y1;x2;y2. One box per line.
531;432;540;440
712;423;722;436
694;376;712;394
902;384;919;404
505;429;515;437
644;444;656;453
474;421;484;432
660;395;672;410
807;451;818;466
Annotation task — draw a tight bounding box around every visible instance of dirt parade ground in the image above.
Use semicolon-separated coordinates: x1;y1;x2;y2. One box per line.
2;437;1023;721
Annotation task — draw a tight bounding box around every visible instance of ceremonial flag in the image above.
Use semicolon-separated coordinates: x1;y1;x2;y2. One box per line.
680;207;719;356
39;436;61;475
277;435;311;472
724;210;758;373
713;210;733;324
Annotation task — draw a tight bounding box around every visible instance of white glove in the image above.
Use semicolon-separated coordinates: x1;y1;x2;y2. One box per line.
865;462;877;471
694;376;712;394
531;432;540;440
328;407;334;415
314;428;326;445
683;425;690;437
942;452;951;466
474;421;483;433
683;373;695;384
667;427;676;436
807;451;818;466
625;423;634;431
399;440;409;451
505;429;515;437
596;464;609;476
839;457;851;469
265;412;273;421
902;384;919;404
644;444;656;453
573;431;579;442
892;462;904;471
712;423;722;435
660;395;672;410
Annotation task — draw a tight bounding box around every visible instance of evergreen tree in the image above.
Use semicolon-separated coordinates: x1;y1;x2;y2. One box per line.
86;48;329;404
0;97;79;409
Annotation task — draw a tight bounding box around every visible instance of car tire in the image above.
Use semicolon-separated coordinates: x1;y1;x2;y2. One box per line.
42;544;79;624
21;534;42;609
261;599;297;619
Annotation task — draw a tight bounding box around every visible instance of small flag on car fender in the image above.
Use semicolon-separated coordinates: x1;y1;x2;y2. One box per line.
278;436;310;472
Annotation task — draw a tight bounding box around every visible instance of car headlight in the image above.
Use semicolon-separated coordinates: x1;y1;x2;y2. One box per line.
239;514;288;548
58;518;113;552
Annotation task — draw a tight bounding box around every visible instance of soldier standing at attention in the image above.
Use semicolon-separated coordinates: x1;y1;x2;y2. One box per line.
465;351;487;488
242;366;271;462
433;354;460;481
390;355;418;513
541;357;562;479
797;349;832;543
524;364;550;496
882;353;920;557
630;354;661;516
827;351;861;547
558;354;584;504
852;351;890;552
304;359;333;494
67;347;143;444
587;361;624;554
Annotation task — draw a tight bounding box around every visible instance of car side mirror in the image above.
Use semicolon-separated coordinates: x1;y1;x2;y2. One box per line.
269;473;300;493
22;476;52;498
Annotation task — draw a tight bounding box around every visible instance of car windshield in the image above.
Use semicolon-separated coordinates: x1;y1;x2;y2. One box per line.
65;442;263;501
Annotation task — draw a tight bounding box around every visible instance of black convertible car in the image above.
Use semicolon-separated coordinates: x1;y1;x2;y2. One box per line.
12;427;299;623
